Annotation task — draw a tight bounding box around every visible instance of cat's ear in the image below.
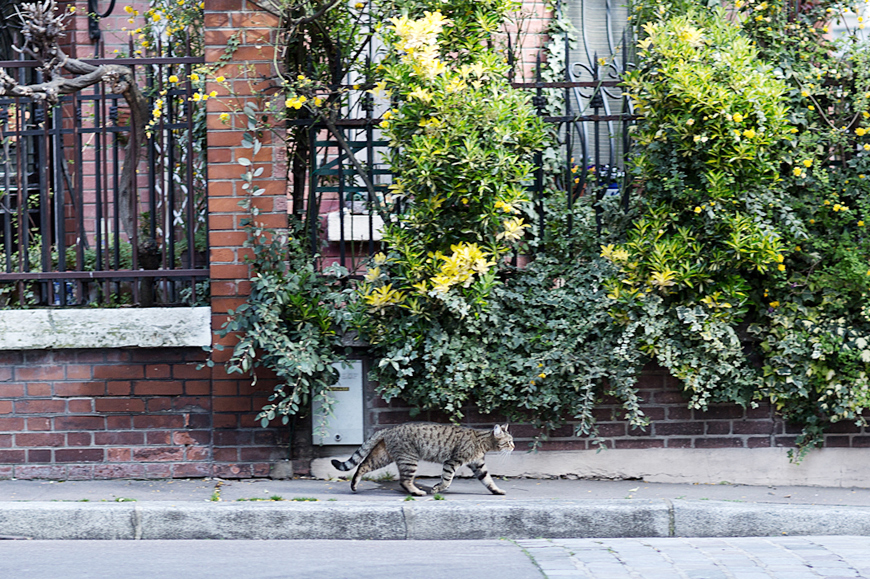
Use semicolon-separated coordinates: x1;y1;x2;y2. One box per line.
493;424;503;436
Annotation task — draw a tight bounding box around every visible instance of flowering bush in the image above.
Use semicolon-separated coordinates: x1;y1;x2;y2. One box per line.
623;0;870;453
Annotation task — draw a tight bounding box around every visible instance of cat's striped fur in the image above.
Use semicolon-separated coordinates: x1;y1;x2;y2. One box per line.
331;423;514;496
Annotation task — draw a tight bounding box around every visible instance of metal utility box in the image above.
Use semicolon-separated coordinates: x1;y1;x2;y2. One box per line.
312;360;365;445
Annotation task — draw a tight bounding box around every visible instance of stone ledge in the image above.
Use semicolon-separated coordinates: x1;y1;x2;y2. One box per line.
312;447;870;488
0;307;212;350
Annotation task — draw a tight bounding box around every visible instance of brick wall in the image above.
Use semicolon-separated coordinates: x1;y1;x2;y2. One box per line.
204;0;290;478
0;348;212;479
365;363;869;454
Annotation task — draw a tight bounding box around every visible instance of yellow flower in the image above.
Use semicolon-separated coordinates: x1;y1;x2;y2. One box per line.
864;144;870;151
732;112;744;123
285;96;307;109
152;12;162;21
189;73;200;82
297;74;306;81
793;167;804;177
364;284;404;311
777;264;786;272
802;159;812;168
789;127;799;133
168;75;179;83
859;221;865;227
497;217;530;242
364;266;381;282
801;90;810;97
833;204;842;212
742;128;756;139
124;5;134;13
857;127;867;137
191;93;202;102
209;91;218;98
368;81;388;96
775;254;784;263
313;97;322;106
808;105;815;111
216;76;226;83
769;301;780;308
538;373;547;379
407;87;433;102
694;206;702;213
219;112;230;123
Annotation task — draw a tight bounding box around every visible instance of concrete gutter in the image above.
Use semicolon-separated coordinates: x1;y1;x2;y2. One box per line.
2;499;870;540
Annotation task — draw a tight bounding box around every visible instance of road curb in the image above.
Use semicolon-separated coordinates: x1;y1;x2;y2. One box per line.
1;499;869;540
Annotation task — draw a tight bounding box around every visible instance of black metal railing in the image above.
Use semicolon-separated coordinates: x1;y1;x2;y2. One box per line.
0;54;208;307
298;56;636;272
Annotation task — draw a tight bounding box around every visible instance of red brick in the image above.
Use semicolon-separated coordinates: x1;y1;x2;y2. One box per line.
107;381;132;395
14;465;66;479
240;447;282;461
185;381;211;396
705;421;731;435
147;398;173;412
66;465;95;480
614;439;665;449
147;431;172;445
132;415;185;429
93;365;145;379
55;448;104;463
132;447;184;462
26;383;52;396
665;438;693;448
655;422;704;436
174;462;211;477
747;437;772;448
0;434;11;447
700;405;745;420
15;366;65;381
67;399;94;413
15;432;67;447
733;421;775;435
212;414;238;428
0;466;12;479
67;432;92;447
851;436;870;447
0;401;11;414
212;463;251;478
93;464;146;478
107;416;132;430
213;397;251;412
94;431;145;446
66;365;93;380
145;365;172;379
54;416;106;430
27;449;52;462
15;399;66;414
0;417;25;430
54;382;105;397
27;416;51;432
0;384;25;397
106;448;132;462
134;381;184;396
95;398;145;413
694;437;744;448
823;435;851;447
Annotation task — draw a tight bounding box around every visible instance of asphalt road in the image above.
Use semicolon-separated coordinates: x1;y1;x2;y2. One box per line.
3;537;869;579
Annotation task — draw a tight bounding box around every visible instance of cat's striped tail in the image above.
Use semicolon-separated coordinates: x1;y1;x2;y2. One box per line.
331;431;386;471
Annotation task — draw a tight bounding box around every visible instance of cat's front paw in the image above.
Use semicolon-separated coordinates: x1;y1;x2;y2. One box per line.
490;488;506;495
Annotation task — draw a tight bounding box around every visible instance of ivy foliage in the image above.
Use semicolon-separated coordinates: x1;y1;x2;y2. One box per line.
622;0;870;453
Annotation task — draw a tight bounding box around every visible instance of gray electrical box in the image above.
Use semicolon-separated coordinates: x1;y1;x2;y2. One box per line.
312;360;365;445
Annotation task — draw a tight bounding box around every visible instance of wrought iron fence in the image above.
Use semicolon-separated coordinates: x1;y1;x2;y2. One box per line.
0;55;208;307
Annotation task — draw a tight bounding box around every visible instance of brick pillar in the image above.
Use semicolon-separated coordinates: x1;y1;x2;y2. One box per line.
204;0;289;477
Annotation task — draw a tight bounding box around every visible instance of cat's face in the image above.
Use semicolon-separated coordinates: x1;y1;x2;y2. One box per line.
493;424;515;453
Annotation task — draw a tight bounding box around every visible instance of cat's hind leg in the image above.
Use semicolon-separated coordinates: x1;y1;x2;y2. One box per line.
396;458;427;496
431;459;462;494
468;460;506;495
350;440;391;492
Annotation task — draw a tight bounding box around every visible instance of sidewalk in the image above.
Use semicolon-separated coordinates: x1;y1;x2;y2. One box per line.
1;477;869;540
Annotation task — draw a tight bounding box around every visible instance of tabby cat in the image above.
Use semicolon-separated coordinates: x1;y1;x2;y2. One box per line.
331;423;514;496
